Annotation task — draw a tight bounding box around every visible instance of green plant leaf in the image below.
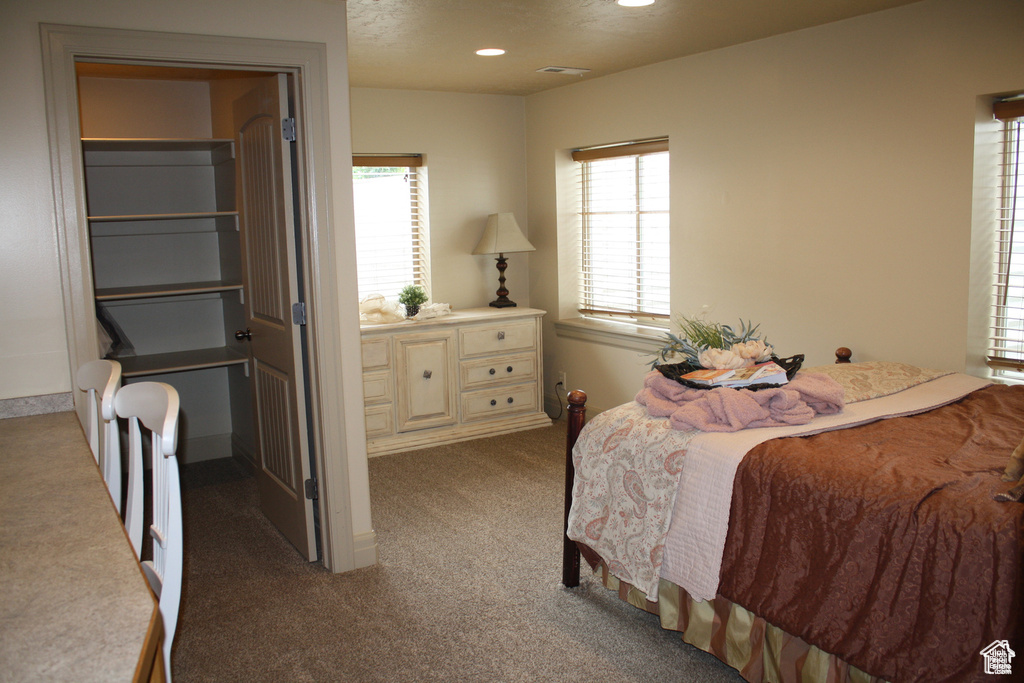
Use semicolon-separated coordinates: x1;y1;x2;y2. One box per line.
649;314;768;368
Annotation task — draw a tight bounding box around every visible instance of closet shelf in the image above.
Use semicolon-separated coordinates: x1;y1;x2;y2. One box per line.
95;280;244;301
88;210;239;223
82;138;234;152
115;347;249;378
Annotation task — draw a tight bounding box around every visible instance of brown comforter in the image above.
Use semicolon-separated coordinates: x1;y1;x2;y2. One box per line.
719;384;1024;683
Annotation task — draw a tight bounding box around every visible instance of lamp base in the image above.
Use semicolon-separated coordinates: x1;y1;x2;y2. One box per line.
488;253;518;308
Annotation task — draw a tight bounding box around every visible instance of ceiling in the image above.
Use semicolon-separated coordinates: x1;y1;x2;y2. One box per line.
345;0;925;97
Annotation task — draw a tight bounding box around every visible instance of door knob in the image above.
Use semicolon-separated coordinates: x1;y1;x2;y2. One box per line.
235;328;252;341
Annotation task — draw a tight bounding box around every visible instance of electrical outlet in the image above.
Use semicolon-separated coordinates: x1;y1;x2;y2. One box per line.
557;371;567;388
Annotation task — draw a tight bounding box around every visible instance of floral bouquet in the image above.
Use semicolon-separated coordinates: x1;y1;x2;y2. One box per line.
650;315;772;369
650;314;802;388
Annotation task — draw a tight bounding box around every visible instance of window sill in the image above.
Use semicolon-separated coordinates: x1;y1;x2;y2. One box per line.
554;316;667;354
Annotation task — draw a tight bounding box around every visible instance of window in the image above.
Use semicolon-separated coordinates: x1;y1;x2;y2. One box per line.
351;155;429;301
989;99;1024;376
573;139;670;320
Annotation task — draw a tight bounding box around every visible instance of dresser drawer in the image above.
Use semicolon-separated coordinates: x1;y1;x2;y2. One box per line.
461;383;538;422
364;404;393;438
362;370;392;405
460;353;537;390
459;320;536;358
361;337;390;371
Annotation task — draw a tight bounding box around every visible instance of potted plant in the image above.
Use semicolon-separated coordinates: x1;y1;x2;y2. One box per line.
398;285;428;318
650;315;769;369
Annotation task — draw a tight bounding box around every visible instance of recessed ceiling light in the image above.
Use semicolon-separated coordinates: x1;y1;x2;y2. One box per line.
476;48;506;56
617;0;655;6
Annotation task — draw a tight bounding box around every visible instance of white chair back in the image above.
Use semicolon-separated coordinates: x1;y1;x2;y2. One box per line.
114;381;182;682
75;359;122;513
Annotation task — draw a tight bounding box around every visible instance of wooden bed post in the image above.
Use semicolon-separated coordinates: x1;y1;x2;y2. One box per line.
562;389;587;588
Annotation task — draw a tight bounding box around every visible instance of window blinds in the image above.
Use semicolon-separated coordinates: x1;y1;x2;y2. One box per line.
574;139;670;319
989;103;1024;369
351;156;429;301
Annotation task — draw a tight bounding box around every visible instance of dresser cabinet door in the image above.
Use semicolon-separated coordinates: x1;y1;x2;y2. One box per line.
395;332;456;432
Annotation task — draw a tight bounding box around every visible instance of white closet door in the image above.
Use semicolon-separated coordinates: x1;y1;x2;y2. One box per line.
234;73;317;561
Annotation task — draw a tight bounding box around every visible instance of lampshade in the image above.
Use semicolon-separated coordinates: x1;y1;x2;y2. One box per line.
472;213;535;255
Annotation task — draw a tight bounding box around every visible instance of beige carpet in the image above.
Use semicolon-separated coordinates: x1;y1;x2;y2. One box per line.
172;422;743;682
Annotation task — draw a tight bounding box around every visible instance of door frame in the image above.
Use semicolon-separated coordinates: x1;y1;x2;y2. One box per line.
39;23;365;572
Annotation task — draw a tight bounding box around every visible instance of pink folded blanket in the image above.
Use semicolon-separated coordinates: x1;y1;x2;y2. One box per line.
635;370;845;432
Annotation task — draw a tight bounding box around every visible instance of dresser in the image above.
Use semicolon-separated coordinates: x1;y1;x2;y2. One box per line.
360;308;551;456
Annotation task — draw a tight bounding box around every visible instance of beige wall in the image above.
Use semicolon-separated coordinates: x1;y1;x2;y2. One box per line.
349;88;529;310
78;77;213;138
525;0;1024;413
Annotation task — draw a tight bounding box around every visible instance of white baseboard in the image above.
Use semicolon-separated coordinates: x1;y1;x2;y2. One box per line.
352;530;378;569
366;411;552;457
178;433;234;464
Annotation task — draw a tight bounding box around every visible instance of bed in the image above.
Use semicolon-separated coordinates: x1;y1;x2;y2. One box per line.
561;353;1023;683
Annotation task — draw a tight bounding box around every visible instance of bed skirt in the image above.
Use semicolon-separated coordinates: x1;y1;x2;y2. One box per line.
592;563;886;683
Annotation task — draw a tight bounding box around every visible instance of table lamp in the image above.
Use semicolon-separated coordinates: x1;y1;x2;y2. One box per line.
472;212;535;308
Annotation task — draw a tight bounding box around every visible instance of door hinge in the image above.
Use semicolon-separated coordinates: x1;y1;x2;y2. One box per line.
282;117;296;142
304;478;318;500
292;302;306;325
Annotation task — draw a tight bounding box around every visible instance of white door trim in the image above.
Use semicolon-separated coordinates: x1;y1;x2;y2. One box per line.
39;23;364;573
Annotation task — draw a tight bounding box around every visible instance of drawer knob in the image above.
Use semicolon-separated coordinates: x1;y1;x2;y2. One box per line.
507;397;514;404
489;368;496;375
497;331;505;340
490;399;497;406
506;366;513;373
423;370;432;379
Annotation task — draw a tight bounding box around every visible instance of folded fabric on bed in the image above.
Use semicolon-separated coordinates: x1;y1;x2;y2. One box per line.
635;370;844;432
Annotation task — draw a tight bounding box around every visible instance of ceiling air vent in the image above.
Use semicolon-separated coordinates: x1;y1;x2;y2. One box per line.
536;66;591;76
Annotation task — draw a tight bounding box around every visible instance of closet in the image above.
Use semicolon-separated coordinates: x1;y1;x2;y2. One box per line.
76;63;318;560
79;65;256;465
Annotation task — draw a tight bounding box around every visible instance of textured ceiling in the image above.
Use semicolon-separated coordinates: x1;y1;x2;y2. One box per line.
346;0;925;96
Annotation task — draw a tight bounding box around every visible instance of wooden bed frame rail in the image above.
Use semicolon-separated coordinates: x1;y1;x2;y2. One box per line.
562;348;853;587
